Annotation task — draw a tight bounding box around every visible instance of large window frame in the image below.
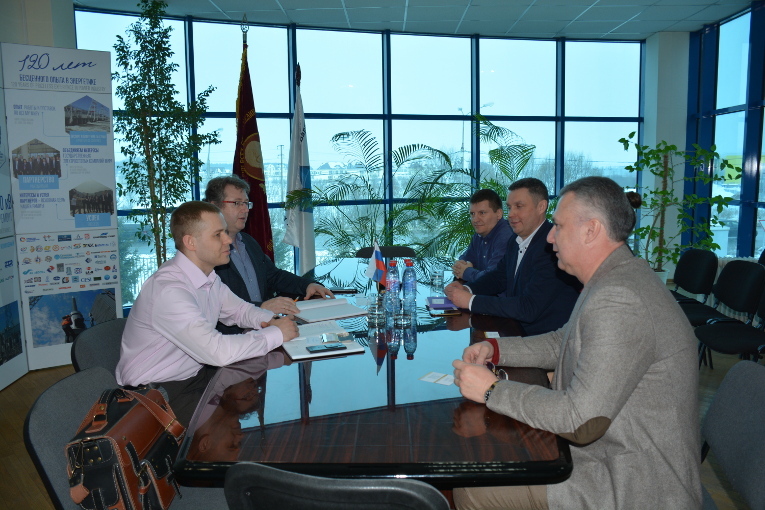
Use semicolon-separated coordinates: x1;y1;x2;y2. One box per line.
75;7;643;295
687;3;765;257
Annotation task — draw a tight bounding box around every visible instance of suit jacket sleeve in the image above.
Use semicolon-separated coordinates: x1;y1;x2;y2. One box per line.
465;246;512;298
488;284;655;445
241;234;315;303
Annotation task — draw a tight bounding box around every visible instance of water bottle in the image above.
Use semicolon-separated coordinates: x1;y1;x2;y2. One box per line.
402;259;417;313
384;260;400;315
403;317;417;360
390;312;410;359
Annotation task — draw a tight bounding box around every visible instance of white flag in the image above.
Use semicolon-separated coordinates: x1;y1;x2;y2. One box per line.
283;81;316;275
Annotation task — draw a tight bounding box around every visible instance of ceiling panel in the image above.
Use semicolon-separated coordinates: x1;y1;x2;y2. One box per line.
72;0;752;39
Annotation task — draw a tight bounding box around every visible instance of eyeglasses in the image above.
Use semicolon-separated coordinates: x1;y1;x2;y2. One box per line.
485;361;508;380
221;200;253;210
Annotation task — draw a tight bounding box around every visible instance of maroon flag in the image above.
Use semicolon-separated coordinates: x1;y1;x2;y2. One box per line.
233;42;274;260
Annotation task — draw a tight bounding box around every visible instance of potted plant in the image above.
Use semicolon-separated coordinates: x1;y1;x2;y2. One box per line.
113;0;219;268
619;132;741;277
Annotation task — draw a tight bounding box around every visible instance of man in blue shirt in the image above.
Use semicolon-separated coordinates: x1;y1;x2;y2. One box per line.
452;189;513;282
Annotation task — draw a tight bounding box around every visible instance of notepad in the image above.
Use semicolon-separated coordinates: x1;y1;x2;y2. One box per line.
426;296;459;310
294;298;367;323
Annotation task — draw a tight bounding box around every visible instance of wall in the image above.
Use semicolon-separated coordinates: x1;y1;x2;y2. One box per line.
0;0;76;48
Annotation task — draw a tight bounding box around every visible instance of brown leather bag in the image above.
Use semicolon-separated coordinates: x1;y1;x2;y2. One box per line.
65;387;185;510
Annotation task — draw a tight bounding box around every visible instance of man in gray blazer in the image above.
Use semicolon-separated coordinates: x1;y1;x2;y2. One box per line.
452;176;701;509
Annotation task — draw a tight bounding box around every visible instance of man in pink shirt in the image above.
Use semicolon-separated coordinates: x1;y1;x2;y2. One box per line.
116;201;297;421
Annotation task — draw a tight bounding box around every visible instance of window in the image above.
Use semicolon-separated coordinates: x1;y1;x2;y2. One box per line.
75;8;645;301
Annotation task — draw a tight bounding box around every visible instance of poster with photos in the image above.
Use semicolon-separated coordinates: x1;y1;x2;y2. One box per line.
18;228;122;370
1;43;116;234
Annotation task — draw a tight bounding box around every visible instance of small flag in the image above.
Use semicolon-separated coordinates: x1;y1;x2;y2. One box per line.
365;240;387;286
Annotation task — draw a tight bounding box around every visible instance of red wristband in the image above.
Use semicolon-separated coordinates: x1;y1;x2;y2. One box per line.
485;337;500;365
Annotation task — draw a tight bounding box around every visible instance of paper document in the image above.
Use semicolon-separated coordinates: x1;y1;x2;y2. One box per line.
295;298;367;323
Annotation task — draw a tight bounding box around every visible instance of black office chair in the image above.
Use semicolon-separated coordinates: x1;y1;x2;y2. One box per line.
695;289;765;368
679;260;765;327
24;367;227;510
355;246;416;259
670;248;718;304
224;462;450;510
700;361;765;509
71;317;127;374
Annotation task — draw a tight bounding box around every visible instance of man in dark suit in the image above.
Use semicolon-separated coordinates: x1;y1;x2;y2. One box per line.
205;175;334;335
445;178;580;335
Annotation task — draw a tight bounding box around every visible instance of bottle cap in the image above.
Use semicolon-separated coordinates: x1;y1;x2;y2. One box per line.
389;260;397;266
405;259;413;266
406;354;414;360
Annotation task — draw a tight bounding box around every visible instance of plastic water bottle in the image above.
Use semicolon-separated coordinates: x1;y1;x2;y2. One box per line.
402;259;417;313
384;260;400;315
404;320;417;360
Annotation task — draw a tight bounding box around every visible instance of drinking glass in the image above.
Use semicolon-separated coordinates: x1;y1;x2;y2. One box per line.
430;270;444;296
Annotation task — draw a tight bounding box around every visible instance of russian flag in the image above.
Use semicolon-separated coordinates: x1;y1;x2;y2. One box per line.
365;239;387;287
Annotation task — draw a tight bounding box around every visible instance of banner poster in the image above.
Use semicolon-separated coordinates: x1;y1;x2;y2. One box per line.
18;229;122;370
1;43;117;234
0;43;122;370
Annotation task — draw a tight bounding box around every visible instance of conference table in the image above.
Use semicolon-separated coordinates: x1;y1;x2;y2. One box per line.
173;258;572;490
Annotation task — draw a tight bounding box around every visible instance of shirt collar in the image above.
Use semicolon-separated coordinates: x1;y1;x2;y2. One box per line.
515;220;545;249
174;250;218;289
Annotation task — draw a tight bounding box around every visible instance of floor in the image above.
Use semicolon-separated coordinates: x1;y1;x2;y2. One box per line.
0;354;752;510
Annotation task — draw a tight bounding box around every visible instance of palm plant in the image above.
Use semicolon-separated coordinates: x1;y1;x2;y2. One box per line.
286;116;535;260
411;115;535;257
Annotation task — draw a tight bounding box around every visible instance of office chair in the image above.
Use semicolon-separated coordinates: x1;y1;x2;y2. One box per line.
71;317;127;374
224;462;450;510
700;361;765;509
355;246;416;259
24;367;227;510
695;289;765;368
670;248;718;304
680;260;765;327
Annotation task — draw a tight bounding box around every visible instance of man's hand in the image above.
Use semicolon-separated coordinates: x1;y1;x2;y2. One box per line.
444;281;472;309
452;359;499;403
452;260;473;279
260;297;299;316
462;340;495;365
305;283;335;300
262;316;299;342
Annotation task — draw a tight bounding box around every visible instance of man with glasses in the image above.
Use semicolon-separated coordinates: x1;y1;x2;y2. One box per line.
452;177;701;510
205;176;334;334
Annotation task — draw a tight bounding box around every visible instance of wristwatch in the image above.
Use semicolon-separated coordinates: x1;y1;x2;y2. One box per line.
484;380;499;403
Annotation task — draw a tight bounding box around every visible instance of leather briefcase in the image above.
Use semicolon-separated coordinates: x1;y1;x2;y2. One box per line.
66;387;185;510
